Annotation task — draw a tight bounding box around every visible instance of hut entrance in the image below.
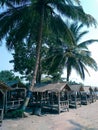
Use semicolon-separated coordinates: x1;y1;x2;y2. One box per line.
0;90;4;109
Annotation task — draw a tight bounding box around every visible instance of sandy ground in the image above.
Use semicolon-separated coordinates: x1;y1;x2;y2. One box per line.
1;100;98;130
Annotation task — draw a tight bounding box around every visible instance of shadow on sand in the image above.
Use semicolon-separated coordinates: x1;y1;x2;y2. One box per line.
68;120;97;130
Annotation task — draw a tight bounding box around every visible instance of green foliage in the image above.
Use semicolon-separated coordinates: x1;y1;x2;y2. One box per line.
44;22;98;81
68;80;84;85
0;1;96;79
0;70;20;82
41;77;52;84
5;109;24;118
41;74;64;84
10;42;36;80
65;22;98;81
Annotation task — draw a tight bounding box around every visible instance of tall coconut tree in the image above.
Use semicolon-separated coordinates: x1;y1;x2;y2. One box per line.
65;22;98;81
44;22;98;82
0;0;97;110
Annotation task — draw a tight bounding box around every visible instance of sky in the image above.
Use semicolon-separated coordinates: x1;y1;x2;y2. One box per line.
0;0;98;86
62;0;98;86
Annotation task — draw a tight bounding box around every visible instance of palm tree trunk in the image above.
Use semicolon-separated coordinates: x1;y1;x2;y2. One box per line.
36;59;42;84
66;75;69;82
22;6;44;111
66;69;69;82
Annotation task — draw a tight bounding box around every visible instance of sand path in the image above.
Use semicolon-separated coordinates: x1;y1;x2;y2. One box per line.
1;101;98;130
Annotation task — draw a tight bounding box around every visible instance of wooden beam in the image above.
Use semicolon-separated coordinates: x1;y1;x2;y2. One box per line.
58;92;60;114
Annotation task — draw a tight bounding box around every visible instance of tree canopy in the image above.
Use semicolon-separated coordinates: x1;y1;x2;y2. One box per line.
44;22;98;81
0;70;20;82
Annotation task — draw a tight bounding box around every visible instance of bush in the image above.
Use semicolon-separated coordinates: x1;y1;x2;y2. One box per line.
5;109;24;118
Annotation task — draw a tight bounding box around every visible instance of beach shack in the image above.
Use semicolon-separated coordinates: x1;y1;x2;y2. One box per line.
89;87;96;102
31;82;71;114
94;87;98;99
4;81;26;112
0;82;11;126
68;84;84;108
81;86;92;105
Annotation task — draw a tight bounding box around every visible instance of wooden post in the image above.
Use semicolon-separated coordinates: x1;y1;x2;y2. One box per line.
0;109;3;126
79;92;81;107
67;93;69;111
86;94;88;105
0;90;4;126
5;91;8;113
75;95;77;109
46;91;48;104
3;93;5;111
58;92;60;114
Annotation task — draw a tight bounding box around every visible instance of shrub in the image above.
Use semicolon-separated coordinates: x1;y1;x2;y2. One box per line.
5;109;24;118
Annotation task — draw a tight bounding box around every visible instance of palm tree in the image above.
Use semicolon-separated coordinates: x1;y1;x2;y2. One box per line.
44;22;98;81
0;0;97;110
65;22;98;81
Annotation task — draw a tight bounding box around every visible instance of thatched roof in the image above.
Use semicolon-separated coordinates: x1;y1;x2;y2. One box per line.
69;85;84;92
5;81;26;89
83;86;92;93
0;82;12;91
32;82;71;93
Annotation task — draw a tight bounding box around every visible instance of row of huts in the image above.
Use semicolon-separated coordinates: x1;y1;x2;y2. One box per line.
0;81;97;125
30;83;97;114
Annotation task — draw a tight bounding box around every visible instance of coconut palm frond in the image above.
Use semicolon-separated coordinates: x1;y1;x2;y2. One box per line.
76;30;89;42
79;39;98;47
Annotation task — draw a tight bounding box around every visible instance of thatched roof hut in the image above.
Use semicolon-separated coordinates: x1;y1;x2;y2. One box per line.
0;81;26;112
0;82;12;125
0;82;12;109
31;83;71;114
69;84;84;92
6;80;26;89
33;82;71;93
82;86;92;93
68;84;83;108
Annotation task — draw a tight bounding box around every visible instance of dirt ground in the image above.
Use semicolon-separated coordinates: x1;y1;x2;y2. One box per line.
1;100;98;130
